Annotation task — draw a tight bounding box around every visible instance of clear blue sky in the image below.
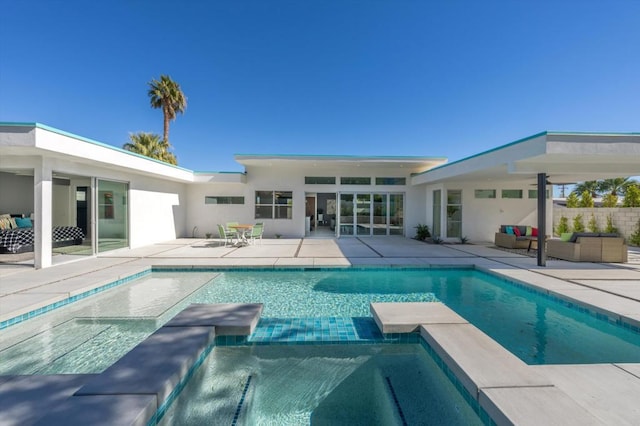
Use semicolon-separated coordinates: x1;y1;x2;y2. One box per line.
1;1;638;172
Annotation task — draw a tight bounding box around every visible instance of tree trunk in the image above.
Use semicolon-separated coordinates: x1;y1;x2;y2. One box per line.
163;106;170;143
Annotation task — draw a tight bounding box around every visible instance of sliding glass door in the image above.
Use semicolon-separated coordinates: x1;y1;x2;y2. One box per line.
338;192;404;236
97;179;129;253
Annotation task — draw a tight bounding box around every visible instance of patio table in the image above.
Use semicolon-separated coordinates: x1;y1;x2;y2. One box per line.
228;224;253;247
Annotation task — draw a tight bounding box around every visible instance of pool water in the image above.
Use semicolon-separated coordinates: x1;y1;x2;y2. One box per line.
201;269;640;364
1;268;640;376
159;344;484;426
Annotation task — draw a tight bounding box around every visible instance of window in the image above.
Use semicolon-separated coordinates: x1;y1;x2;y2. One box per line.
305;176;336;184
528;190;550;199
255;191;292;219
475;189;496;199
340;177;371;185
446;190;462;238
375;177;406;185
502;189;523;199
205;196;244;205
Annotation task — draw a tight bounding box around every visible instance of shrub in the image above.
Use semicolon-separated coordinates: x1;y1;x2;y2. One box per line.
555;216;570;236
601;193;618;207
629;219;640;246
605;214;618;234
414;224;431;241
579;190;594;208
572;214;585;232
587;214;599;233
460;236;469;244
565;192;579;208
623;185;640;207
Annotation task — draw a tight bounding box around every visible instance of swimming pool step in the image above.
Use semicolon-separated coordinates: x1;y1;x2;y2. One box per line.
28;303;263;426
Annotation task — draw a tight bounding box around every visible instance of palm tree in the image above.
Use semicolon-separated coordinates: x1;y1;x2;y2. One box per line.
572;180;599;198
597;177;638;197
123;132;177;165
147;75;187;144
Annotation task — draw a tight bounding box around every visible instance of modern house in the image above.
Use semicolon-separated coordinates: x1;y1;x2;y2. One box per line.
1;123;639;268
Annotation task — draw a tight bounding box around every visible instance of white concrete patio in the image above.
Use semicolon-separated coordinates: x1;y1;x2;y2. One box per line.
1;236;639;425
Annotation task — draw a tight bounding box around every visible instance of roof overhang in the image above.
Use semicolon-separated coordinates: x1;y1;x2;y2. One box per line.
411;132;640;186
235;154;447;173
0;123;195;183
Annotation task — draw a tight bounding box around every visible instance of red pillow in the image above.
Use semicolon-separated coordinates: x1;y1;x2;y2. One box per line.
532;227;538;237
513;227;521;237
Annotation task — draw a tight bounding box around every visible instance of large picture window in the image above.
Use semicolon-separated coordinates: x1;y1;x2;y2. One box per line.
255;191;292;219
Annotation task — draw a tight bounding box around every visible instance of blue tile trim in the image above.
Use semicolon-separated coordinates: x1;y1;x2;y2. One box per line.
419;339;496;426
385;376;408;426
232;375;252;426
148;337;216;426
213;317;420;346
0;269;151;330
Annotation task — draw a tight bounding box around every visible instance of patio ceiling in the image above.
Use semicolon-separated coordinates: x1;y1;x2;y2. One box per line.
411;132;640;186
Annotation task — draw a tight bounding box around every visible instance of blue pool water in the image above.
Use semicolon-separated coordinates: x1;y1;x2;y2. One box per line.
158;344;485;426
2;268;639;376
196;269;640;365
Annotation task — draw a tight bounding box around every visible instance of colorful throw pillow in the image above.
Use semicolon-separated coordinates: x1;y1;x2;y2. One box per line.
505;226;514;235
560;232;573;242
0;217;10;230
513;227;522;237
15;217;33;228
525;226;533;236
531;227;538;237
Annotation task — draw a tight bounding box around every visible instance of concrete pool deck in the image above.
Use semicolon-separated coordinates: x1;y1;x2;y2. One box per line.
1;236;640;424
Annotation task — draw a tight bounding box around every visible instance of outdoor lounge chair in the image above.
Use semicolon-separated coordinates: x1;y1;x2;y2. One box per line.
217;224;236;247
248;223;263;245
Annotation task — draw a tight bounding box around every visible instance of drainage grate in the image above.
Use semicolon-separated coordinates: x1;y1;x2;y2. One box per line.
231;375;253;426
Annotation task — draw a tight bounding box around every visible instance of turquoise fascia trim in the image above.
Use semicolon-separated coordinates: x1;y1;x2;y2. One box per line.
412;129;640;177
235;153;446;161
412;131;548;177
0;122;193;173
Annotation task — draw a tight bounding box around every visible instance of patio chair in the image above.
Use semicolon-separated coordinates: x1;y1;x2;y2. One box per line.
217;224;236;247
226;221;239;231
248;223;264;245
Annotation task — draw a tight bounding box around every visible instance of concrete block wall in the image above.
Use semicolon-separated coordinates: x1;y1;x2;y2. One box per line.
553;206;640;244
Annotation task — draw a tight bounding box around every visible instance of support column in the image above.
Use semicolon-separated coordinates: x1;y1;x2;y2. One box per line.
537;173;547;267
34;160;53;269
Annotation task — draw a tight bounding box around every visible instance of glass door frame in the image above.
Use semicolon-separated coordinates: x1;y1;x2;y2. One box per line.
96;178;130;253
337;191;405;237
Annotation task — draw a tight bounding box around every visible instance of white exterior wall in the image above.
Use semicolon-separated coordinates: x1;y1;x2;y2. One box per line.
188;164;425;238
0;171;34;214
423;181;553;242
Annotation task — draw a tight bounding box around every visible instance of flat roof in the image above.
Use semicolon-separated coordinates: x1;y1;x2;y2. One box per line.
411;131;640;185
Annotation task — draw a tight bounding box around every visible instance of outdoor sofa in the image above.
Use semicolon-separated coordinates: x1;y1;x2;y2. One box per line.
494;225;538;249
546;232;627;263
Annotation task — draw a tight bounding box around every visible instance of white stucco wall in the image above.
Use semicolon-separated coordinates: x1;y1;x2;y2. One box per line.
0;171;34;214
423;181;553;243
188;164;425;238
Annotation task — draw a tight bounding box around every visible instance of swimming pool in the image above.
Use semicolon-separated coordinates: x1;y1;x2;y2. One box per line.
1;268;639;376
158;344;485;425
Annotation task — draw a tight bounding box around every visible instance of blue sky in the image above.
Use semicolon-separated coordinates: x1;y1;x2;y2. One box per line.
1;1;638;172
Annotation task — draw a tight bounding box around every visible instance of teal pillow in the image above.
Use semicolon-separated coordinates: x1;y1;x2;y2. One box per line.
560;232;573;242
505;226;514;235
15;217;33;228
